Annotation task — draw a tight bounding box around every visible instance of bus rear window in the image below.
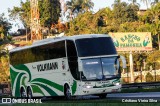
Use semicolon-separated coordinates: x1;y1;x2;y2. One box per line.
75;37;117;57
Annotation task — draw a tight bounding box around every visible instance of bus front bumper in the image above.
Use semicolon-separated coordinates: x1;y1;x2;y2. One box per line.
79;85;121;95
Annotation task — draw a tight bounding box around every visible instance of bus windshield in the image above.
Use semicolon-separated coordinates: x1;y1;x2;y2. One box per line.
81;57;119;80
75;37;117;57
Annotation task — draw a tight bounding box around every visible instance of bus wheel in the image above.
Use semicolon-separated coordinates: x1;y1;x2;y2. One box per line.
27;87;33;99
64;85;71;100
99;94;107;99
20;87;26;98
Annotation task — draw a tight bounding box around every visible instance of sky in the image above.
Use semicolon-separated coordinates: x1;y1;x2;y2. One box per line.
0;0;149;15
0;0;149;32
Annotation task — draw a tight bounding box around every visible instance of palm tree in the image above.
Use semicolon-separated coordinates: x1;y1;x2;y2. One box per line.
128;0;140;7
65;0;94;20
81;0;94;12
114;0;121;3
128;0;137;5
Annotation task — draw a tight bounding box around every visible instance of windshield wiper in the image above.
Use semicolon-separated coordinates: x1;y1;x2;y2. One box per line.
104;75;120;80
82;77;101;81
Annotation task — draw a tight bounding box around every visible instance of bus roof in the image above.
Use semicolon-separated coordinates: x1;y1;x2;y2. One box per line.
9;34;110;53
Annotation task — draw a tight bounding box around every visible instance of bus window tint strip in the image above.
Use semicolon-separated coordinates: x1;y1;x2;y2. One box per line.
75;37;117;57
10;41;66;66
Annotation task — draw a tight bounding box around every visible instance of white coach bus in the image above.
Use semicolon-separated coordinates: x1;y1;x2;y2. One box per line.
9;34;126;99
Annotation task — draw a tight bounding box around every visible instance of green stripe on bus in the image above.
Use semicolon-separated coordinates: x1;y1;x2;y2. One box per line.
71;80;77;95
32;83;58;96
13;64;31;82
31;84;45;96
15;73;25;97
10;67;19;89
31;78;63;92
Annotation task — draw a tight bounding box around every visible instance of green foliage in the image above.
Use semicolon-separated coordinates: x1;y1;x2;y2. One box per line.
9;0;30;27
39;0;61;28
65;1;140;34
156;75;160;81
0;47;10;83
0;14;12;40
119;51;160;75
6;35;12;41
146;50;160;70
65;1;160;50
146;72;154;82
132;52;147;71
9;0;61;29
66;0;94;20
65;12;96;35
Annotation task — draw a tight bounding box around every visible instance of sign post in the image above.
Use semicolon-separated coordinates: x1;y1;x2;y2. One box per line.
129;51;134;83
158;33;160;50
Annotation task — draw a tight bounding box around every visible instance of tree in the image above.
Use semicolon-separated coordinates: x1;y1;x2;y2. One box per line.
139;1;160;47
0;14;12;41
146;72;154;82
114;0;121;4
126;4;139;21
128;0;137;5
0;46;10;83
65;0;94;20
112;1;139;25
151;0;160;6
147;51;160;70
9;0;61;30
39;0;61;28
9;0;30;28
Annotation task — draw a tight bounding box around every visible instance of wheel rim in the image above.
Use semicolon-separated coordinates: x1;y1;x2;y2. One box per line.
21;88;26;98
28;88;32;99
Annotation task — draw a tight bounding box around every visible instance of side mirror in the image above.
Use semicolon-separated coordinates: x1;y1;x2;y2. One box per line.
78;60;83;72
120;55;126;69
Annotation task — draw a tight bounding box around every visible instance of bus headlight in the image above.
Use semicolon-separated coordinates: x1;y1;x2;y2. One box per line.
83;85;93;89
113;82;120;86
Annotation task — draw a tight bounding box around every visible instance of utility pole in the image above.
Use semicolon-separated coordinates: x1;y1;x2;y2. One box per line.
158;33;160;50
30;0;42;41
26;28;27;42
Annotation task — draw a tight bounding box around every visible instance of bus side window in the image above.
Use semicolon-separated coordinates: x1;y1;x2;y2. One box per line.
67;40;80;80
48;41;66;59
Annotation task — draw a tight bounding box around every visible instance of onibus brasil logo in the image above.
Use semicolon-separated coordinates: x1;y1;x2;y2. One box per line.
2;98;42;103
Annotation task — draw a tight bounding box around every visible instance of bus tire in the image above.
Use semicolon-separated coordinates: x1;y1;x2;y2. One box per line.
20;87;26;98
64;84;71;100
99;93;107;99
27;87;33;99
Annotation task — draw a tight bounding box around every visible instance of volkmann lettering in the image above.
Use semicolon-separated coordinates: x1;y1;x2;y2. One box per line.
37;62;58;72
